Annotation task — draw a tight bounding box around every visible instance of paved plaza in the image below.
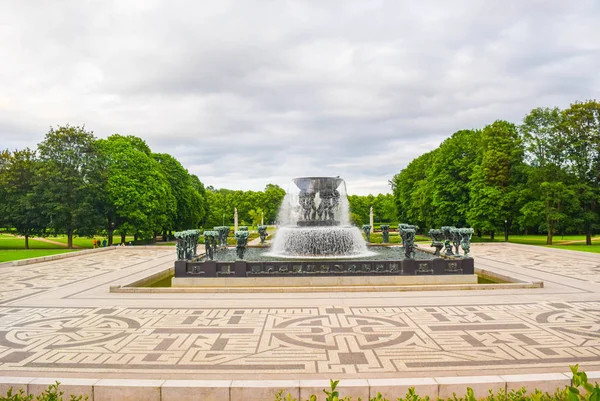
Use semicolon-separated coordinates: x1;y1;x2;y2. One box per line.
0;243;599;382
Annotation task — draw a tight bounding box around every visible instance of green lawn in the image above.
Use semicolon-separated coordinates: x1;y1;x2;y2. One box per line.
365;232;430;244
471;234;597;244
365;232;600;253
49;235;135;248
0;234;136;249
0;238;60;249
547;244;600;254
0;249;76;263
50;236;108;248
226;232;260;245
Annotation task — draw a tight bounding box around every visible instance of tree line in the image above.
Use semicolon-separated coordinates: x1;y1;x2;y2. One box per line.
392;100;600;245
0;125;291;249
347;193;397;226
0;126;212;248
203;185;286;228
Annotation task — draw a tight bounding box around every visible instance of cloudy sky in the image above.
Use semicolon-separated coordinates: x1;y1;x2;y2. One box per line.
1;1;599;195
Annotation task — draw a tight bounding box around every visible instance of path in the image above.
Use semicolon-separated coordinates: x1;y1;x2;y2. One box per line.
557;239;597;245
9;235;83;249
2;244;600;399
0;243;599;382
32;237;82;248
247;236;268;245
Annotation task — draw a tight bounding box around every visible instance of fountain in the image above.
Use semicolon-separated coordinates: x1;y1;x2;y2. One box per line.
269;177;372;258
172;176;475;283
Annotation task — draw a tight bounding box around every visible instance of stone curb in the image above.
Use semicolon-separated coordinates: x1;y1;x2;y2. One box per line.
110;266;542;293
112;281;543;293
1;372;595;401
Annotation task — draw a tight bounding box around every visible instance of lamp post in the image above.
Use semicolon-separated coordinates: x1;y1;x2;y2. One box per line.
504;219;508;242
222;213;225;226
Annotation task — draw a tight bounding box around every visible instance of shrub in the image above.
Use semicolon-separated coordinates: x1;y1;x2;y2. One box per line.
0;382;87;401
273;365;598;401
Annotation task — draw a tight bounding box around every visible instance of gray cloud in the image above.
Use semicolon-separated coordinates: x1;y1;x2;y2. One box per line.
1;0;599;194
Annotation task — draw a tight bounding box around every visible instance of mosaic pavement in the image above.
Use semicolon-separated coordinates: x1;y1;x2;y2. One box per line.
0;244;599;379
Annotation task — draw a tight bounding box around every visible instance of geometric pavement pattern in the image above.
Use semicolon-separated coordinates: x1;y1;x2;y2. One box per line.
0;302;599;375
475;244;600;284
0;245;599;377
0;249;172;304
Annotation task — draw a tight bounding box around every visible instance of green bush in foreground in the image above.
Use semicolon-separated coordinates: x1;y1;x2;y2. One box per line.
275;366;599;401
2;366;598;401
0;382;86;401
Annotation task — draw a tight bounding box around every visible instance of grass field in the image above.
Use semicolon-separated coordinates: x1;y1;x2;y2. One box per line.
0;238;59;249
1;230;598;257
0;234;136;249
546;244;600;254
49;236;135;248
0;249;76;263
226;233;260;245
366;232;599;252
471;234;598;246
365;232;430;244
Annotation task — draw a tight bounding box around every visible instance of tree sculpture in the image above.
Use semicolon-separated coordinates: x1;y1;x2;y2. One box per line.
444;239;454;256
362;224;371;242
214;226;229;247
399;223;419;246
399;227;416;259
258;225;268;244
428;229;444;256
235;230;250;259
380;224;390;243
459;228;474;257
203;230;218;260
174;229;200;260
450;227;461;255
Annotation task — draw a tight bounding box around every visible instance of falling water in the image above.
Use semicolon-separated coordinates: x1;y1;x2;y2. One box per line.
268;177;373;258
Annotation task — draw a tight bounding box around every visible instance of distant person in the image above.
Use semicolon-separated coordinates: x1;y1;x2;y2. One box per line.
92;239;97;248
102;239;107;247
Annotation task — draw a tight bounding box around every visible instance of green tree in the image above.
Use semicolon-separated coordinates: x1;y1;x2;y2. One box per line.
349;212;363;226
189;174;209;225
204;189;227;228
0;149;47;247
561;100;600;245
467;121;525;239
347;194;370;225
429;129;480;227
348;193;397;226
152;153;206;232
37;125;101;248
262;184;286;224
392;150;436;228
203;184;285;228
520;107;570;241
0;149;10;229
248;207;265;228
94;135;176;244
520;181;579;244
521;107;568;169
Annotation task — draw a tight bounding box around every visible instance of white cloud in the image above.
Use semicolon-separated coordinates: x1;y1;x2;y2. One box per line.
1;0;599;194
